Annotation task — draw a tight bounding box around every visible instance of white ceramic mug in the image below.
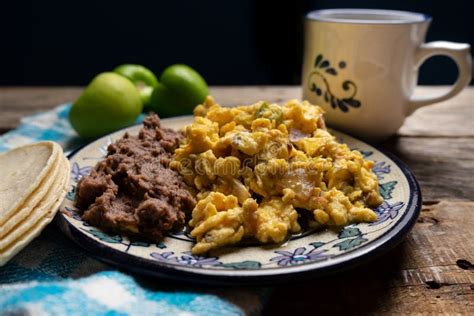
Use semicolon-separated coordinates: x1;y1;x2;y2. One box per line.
302;9;472;142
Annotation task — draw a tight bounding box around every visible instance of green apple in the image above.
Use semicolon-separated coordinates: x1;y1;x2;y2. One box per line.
69;72;142;139
113;64;159;88
150;64;209;117
113;64;158;111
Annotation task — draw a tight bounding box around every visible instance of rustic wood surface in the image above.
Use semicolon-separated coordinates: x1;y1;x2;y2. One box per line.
0;86;472;314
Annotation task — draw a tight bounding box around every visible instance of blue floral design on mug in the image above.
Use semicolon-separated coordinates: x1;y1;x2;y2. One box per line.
308;54;361;112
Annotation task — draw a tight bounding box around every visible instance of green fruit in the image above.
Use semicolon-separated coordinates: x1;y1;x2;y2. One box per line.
69;72;142;139
113;64;159;88
113;64;158;111
139;86;154;111
150;64;209;117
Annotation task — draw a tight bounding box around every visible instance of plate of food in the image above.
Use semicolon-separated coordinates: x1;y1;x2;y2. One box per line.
56;97;421;284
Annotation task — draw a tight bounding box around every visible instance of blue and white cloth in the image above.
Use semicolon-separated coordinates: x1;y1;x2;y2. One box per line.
0;104;268;315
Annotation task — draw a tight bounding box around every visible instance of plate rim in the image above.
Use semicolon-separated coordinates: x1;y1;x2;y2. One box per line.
56;119;422;284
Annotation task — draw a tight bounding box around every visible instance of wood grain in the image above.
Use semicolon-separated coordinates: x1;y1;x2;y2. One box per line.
399;86;474;137
0;86;473;314
0;87;82;133
382;137;474;201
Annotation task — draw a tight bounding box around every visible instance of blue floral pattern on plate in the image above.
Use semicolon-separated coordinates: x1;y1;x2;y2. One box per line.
70;162;92;182
270;247;327;266
371;201;405;226
372;161;391;180
151;252;221;267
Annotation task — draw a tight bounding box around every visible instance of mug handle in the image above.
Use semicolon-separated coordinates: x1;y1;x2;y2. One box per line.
407;41;472;115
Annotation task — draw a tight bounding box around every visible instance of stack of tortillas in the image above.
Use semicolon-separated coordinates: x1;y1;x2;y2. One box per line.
0;141;70;266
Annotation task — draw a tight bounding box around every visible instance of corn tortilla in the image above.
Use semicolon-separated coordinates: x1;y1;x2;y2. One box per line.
0;156;70;266
0;142;60;226
0;156;68;249
0;150;64;238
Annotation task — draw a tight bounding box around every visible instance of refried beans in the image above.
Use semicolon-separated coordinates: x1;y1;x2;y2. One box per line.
75;114;195;241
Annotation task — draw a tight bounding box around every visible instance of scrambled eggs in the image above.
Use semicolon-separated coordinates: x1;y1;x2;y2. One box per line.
171;97;384;254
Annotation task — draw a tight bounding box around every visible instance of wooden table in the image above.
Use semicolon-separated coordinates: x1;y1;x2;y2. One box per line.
0;86;472;314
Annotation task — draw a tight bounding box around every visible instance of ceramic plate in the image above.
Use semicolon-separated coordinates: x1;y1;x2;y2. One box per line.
56;116;421;284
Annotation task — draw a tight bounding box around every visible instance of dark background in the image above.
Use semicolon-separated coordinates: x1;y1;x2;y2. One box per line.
1;0;472;86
